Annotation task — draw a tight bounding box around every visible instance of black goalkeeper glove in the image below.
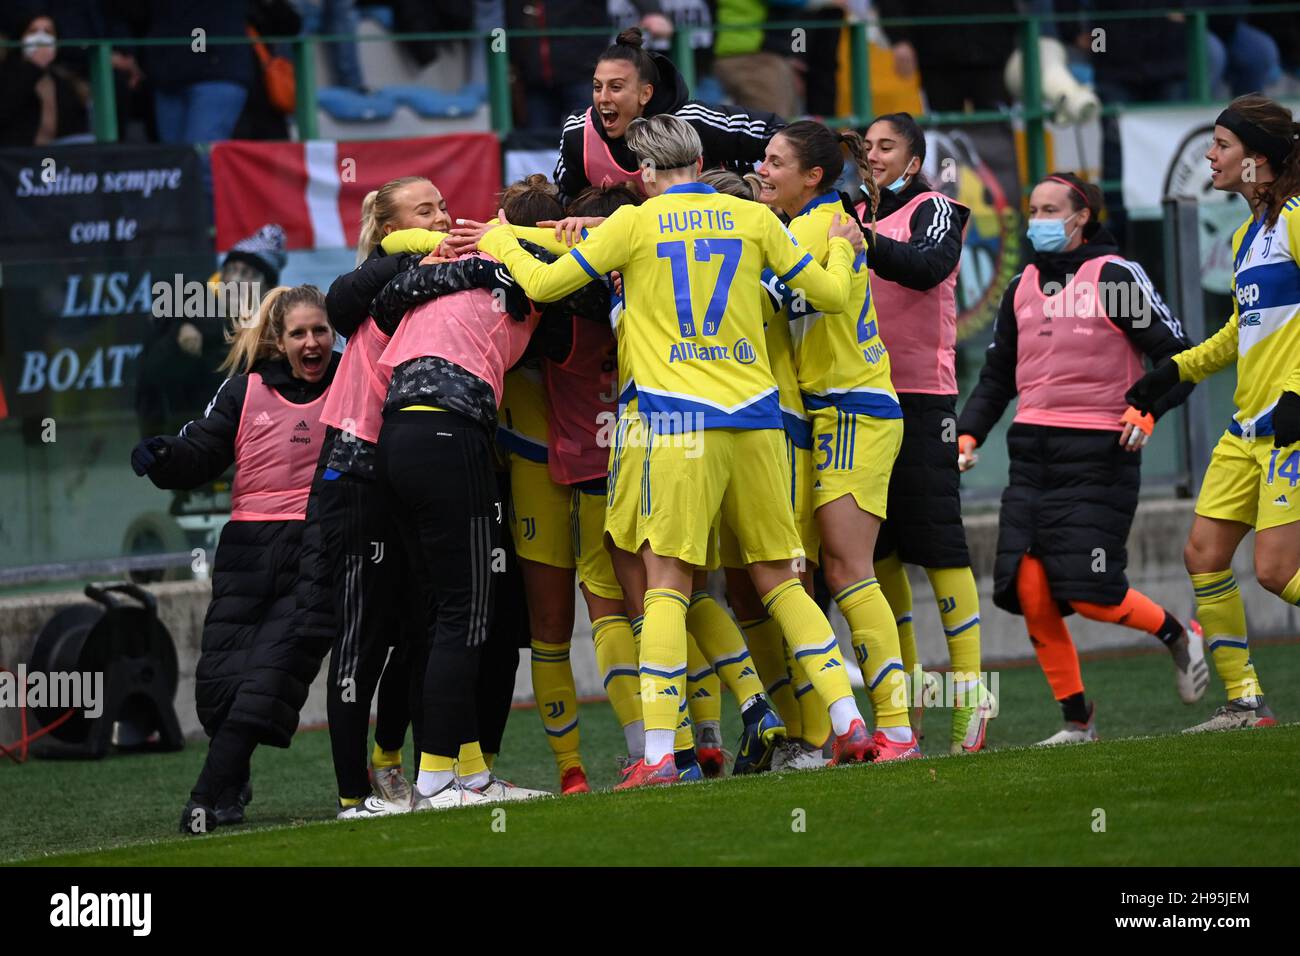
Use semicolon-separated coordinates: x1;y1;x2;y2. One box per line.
1273;391;1300;448
1125;357;1182;416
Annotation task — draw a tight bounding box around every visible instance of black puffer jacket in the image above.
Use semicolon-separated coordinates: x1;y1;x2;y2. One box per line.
956;230;1193;613
146;352;340;745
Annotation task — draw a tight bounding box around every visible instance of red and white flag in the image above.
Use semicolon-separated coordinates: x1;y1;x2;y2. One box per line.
211;134;502;251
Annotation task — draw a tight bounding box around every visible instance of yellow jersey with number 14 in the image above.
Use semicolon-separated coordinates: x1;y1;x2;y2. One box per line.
479;182;856;432
788;193;900;420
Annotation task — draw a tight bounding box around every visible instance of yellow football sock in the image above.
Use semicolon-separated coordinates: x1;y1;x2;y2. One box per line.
592;615;642;729
420;752;455;773
456;741;488;778
761;578;854;708
1282;567;1300;606
743;616;801;738
876;553;919;704
926;565;984;699
686;592;766;704
371;744;403;771
530;639;582;772
1192;571;1264;700
786;643;830;748
640;588;690;734
339;796;361;808
685;632;722;727
836;577;909;729
484;753;496;770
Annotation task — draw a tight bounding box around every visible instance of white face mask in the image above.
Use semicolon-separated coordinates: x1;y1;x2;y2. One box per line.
23;30;56;55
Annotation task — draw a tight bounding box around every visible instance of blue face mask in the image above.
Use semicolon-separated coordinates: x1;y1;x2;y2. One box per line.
885;162;915;194
1027;213;1079;253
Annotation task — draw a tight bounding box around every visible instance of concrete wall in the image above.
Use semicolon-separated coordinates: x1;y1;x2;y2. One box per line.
3;499;1296;745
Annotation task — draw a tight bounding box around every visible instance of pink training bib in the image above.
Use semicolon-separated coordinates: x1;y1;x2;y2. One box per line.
231;371;329;521
859;191;965;395
319;317;391;444
544;315;618;485
583;108;647;197
378;256;539;406
1012;255;1146;432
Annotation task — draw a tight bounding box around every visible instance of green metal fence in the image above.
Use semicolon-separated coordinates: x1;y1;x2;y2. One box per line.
6;3;1299;189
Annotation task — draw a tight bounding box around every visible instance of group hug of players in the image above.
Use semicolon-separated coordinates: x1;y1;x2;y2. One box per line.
130;29;1300;831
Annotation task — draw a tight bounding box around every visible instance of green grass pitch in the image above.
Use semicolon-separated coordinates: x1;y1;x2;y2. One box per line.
3;642;1298;866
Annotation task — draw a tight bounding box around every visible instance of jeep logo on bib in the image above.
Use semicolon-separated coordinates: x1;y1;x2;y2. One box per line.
1236;284;1261;308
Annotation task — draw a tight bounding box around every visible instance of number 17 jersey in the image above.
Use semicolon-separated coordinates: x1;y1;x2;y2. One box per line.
550;182;855;431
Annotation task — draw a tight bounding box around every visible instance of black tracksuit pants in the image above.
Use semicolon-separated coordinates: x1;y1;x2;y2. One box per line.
377;409;503;760
315;468;417;799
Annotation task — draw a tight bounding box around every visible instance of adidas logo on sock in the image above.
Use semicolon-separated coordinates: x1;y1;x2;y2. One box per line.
738;666;757;679
253;411;272;426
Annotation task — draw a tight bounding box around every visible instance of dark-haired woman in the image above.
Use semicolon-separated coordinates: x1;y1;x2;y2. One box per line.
130;286;339;833
1129;94;1300;733
957;172;1207;746
856;112;994;755
554;27;783;203
757;119;918;761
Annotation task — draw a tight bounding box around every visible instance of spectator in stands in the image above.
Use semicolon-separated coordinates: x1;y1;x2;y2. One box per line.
127;1;254;144
875;0;1015;112
509;0;673;132
712;0;797;117
1249;2;1300;87
1059;0;1190;245
1203;7;1284;97
293;0;365;90
789;0;845;118
235;0;303;140
0;10;90;146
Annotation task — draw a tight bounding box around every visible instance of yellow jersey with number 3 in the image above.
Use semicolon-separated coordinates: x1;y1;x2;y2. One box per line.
479;182;857;432
787;194;901;420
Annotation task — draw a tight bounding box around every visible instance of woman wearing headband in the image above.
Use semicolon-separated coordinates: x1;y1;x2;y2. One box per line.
957;171;1206;746
1129;94;1300;733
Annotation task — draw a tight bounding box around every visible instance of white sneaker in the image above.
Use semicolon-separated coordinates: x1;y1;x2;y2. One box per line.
772;740;830;771
1035;703;1099;746
337;793;410;820
1170;622;1211;705
1183;698;1277;733
371;765;413;806
464;775;553;803
412;780;469;812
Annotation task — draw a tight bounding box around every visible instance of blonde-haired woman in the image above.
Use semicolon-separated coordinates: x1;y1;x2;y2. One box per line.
355;176;451;265
131;285;339;835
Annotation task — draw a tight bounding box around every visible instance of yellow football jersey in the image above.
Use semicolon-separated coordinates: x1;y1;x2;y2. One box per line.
479;182;856;432
1176;198;1300;438
759;282;811;449
498;364;549;462
787;194;900;420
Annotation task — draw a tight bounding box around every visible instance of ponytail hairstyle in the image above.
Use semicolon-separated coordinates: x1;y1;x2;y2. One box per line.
567;182;643;218
1219;94;1300;229
1040;170;1104;240
597;27;660;88
219;284;328;375
699;167;761;201
499;174;565;227
356;176;430;265
777;120;879;230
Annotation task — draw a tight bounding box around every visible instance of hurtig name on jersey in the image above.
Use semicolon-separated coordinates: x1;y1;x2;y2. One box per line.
668;339;757;364
658;209;736;233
